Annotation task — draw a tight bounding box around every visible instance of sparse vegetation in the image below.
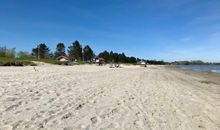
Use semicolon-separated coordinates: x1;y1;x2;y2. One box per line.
0;57;36;66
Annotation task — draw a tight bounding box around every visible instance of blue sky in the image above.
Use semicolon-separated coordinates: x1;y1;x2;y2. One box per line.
0;0;220;62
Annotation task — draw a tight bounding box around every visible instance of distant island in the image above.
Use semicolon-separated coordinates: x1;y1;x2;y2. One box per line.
171;60;220;65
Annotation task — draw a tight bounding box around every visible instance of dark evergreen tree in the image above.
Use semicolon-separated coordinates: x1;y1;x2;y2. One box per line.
126;56;137;63
31;43;50;59
31;48;38;58
68;41;82;60
109;51;114;61
121;53;127;63
55;43;66;57
98;50;110;62
38;43;50;59
113;52;119;62
118;53;126;63
83;45;94;61
136;58;141;62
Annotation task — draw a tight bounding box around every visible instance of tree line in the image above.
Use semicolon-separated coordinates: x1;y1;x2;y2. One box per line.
0;41;145;64
30;41;139;63
2;41;218;65
98;51;137;63
31;41;95;61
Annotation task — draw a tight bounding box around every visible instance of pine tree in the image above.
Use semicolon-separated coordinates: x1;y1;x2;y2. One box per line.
31;43;50;59
55;43;66;57
83;45;94;61
68;41;82;60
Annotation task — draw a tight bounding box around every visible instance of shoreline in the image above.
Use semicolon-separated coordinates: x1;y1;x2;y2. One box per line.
167;64;220;74
166;65;220;85
166;65;220;84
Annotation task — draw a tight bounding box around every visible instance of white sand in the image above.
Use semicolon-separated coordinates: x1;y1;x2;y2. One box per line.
0;64;220;130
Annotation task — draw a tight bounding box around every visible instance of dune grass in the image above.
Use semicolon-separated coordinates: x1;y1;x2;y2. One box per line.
0;57;37;66
0;57;91;66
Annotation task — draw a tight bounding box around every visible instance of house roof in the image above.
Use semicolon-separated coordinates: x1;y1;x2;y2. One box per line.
56;56;75;60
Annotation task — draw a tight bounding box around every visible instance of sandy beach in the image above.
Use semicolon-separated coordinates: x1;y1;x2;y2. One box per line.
0;64;220;130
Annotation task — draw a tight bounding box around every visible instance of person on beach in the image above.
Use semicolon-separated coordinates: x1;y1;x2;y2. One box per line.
98;58;104;66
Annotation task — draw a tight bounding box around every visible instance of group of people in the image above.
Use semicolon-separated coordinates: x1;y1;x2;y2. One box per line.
96;57;147;68
109;62;120;68
96;57;121;68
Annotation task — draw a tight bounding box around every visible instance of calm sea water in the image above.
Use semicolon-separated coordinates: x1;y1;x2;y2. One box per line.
178;65;220;73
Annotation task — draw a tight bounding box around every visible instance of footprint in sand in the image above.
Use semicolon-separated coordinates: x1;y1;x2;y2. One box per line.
61;112;72;120
91;116;102;125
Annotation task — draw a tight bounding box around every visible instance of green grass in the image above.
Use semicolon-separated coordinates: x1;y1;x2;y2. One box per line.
0;57;37;66
0;57;97;66
0;57;63;66
8;57;63;65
